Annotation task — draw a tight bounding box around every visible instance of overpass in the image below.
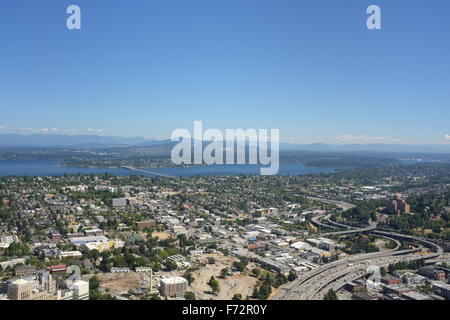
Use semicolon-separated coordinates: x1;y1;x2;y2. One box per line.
272;197;444;300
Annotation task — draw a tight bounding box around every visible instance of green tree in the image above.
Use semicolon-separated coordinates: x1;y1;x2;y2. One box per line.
258;283;272;299
252;268;260;277
184;271;195;285
288;270;298;282
324;289;338;300
208;276;220;294
220;268;229;279
233;257;249;272
184;291;196;300
232;293;242;300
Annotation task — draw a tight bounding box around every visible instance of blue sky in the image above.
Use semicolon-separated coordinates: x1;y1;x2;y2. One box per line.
0;0;449;144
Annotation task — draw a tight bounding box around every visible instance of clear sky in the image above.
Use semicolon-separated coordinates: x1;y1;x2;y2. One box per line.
0;0;449;144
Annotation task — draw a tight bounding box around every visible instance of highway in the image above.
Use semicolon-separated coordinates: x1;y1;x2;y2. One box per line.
311;213;339;230
322;215;353;229
273;246;422;300
272;197;444;300
306;196;356;211
308;196;376;236
310;252;436;300
321;221;377;236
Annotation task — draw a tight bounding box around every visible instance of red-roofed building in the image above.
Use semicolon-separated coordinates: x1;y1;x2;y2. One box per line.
47;264;67;274
381;276;402;285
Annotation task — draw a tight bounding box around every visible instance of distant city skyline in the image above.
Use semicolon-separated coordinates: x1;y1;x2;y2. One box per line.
1;0;449;144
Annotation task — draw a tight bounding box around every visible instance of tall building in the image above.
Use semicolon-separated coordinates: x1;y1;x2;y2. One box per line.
73;280;89;300
37;270;56;293
387;195;411;215
159;277;188;298
7;274;57;301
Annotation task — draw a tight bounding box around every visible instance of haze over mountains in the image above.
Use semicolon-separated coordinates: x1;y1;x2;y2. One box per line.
1;133;450;154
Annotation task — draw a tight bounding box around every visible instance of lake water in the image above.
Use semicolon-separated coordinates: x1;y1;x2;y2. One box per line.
0;160;335;177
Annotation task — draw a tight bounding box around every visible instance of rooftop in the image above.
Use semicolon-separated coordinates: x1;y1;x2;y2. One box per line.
160;277;188;285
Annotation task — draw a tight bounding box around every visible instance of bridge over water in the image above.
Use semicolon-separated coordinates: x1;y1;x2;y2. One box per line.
122;166;175;178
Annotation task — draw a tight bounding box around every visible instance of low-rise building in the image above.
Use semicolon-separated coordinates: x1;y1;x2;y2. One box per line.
432;281;450;300
111;267;131;273
112;198;128;208
59;251;83;259
14;265;37;277
401;291;433;301
418;266;446;281
381;276;402;285
137;220;156;230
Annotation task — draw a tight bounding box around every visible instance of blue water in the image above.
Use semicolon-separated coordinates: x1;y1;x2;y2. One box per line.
0;160;334;177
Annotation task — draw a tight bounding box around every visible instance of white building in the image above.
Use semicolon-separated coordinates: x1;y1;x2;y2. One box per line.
73;280;89;300
159;277;188;297
0;235;18;249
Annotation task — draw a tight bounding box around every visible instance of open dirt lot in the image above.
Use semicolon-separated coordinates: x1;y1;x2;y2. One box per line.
189;253;259;300
151;231;172;240
99;273;150;294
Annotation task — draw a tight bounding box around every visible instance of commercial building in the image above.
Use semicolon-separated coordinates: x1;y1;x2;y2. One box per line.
317;238;336;251
352;292;378;300
306;238;322;247
400;291;433;301
69;235;109;245
432;281;450;300
7;271;56;300
381;276;402;285
418;266;446;281
73;280;89;300
253;257;290;275
58;251;83;259
401;272;427;285
8;279;41;300
159;277;188;297
345;280;366;293
57;290;74;300
84;228;104;237
253;208;278;217
383;284;413;296
47;264;67;275
80;239;125;253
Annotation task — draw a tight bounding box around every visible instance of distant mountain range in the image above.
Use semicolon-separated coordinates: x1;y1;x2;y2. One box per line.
0;133;450;154
279;142;450;154
0;134;156;148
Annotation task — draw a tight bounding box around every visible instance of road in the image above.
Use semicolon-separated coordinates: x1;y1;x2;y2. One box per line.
310;252;436;300
307;196;356;211
308;196;377;236
272;197;444;300
121;166;175;178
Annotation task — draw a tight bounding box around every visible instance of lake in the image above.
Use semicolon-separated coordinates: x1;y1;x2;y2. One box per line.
0;160;335;177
